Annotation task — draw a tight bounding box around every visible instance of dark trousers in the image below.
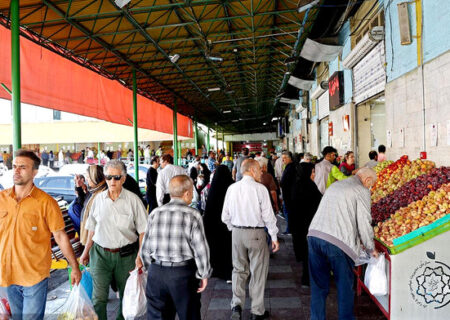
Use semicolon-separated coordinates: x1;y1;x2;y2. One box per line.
146;262;201;320
291;231;309;286
308;237;355;320
146;193;158;213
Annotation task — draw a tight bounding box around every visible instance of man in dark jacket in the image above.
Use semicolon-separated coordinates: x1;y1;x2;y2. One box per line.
146;156;159;212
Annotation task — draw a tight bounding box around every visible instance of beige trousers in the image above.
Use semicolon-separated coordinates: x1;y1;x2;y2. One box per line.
231;228;270;315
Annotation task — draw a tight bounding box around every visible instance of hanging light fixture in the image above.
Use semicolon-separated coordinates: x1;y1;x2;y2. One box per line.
169;54;180;63
298;0;319;13
114;0;131;8
207;56;224;62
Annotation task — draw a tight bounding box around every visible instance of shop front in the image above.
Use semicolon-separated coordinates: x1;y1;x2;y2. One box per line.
350;40;387;165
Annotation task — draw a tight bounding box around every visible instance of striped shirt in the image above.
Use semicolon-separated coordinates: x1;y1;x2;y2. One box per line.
140;198;212;279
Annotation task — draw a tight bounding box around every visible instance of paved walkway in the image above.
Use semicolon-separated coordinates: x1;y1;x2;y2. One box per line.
45;218;386;319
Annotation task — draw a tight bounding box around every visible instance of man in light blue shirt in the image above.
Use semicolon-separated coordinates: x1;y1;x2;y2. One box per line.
207;151;216;172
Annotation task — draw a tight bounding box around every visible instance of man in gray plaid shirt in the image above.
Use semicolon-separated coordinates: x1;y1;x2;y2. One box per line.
140;175;212;320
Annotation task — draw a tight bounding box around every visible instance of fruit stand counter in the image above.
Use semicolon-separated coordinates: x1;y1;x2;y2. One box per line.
356;226;450;319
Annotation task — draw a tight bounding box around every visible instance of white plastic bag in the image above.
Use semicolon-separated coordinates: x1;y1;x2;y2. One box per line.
364;254;388;296
57;284;98;320
0;299;11;320
354;249;371;267
0;288;11;320
123;269;147;320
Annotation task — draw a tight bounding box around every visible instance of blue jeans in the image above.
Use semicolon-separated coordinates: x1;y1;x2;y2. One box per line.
6;278;49;320
308;237;355;320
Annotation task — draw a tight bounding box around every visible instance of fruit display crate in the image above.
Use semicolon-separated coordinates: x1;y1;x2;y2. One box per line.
377;214;450;255
355;230;450;319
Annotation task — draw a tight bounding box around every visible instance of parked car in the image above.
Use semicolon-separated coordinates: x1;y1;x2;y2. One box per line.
0;165;55;190
56;163;89;176
34;175;76;203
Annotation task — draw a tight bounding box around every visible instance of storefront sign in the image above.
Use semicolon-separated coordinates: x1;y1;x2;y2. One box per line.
328;121;334;136
343;115;350;132
311;100;317;117
328;71;344;110
233;143;262;153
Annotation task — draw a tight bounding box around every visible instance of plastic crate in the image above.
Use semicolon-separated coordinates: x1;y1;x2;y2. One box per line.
376;214;450;255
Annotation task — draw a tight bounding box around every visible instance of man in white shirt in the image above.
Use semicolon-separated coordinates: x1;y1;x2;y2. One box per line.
314;146;337;194
274;153;284;182
156;154;187;206
222;159;279;320
144;145;151;164
79;160;148;320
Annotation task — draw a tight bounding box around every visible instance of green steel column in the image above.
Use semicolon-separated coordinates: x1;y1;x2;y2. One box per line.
206;126;210;153
11;0;21;152
194;121;199;156
215;127;219;152
222;130;225;152
178;141;182;164
132;69;139;182
173;99;178;165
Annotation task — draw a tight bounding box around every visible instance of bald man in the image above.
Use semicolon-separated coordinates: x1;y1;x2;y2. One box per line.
222;159;279;320
141;175;211;320
307;167;379;320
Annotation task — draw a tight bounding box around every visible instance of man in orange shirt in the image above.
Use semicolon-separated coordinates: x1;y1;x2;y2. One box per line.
0;149;81;319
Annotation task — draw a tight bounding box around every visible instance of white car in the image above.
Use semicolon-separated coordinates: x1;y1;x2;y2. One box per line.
0;165;55;189
56;164;89;177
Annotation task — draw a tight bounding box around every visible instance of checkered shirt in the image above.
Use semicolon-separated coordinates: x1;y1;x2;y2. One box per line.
140;198;212;279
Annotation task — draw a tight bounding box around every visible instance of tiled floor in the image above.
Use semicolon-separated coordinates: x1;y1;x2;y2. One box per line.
198;232;386;320
45;218;386;319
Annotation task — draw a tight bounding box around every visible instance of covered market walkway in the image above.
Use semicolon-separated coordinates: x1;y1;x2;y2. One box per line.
44;219;385;320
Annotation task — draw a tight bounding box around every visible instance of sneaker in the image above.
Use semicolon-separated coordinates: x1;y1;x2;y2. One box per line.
282;231;292;236
250;311;270;319
226;280;232;284
230;305;242;320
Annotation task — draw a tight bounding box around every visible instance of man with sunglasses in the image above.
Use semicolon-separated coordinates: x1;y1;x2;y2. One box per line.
80;160;148;320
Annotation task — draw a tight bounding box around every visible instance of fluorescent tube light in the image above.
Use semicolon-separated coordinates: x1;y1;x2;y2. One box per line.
298;0;319;13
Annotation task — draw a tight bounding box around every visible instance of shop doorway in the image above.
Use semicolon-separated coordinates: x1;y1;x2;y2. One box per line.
356;96;386;166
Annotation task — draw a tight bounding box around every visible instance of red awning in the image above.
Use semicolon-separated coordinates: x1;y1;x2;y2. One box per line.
0;24;192;138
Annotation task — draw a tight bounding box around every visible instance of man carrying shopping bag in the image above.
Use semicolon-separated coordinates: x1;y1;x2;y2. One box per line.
307;168;379;320
141;175;212;320
79;160;148;320
0;150;81;319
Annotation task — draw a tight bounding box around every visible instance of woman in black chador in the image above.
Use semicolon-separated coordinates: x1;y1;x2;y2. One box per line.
203;165;234;280
290;162;322;287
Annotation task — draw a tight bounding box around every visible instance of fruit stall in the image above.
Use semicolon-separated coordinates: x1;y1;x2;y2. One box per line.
355;156;450;319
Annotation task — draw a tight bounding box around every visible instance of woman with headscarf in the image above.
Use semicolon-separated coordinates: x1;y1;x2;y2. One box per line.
203;165;234;280
76;165;108;246
290;162;322;287
199;163;211;185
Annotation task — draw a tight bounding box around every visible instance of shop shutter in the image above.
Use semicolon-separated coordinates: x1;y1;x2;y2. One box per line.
319;119;329;151
353;41;386;104
317;90;330;120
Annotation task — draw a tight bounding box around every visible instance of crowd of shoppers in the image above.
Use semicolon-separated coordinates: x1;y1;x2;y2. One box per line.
0;144;386;320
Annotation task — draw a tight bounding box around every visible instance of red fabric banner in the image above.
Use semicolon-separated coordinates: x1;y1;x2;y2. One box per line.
0;25;192;138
